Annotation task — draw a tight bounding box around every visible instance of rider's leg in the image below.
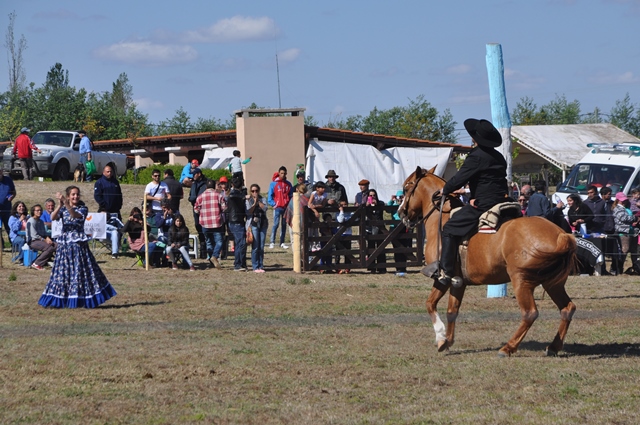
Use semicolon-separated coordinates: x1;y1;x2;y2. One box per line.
438;233;458;285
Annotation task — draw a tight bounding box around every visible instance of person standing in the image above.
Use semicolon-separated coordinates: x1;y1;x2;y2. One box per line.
145;169;170;214
246;183;268;273
38;186;117;308
0;168;16;247
12;127;40;181
94;164;124;258
354;179;370;206
194;179;227;269
324;170;348;206
163;168;183;213
188;168;208;258
78;130;92;182
228;150;251;188
227;178;247;271
26;204;56;270
267;166;293;249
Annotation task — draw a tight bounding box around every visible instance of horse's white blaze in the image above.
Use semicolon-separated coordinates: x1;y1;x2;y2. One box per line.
431;312;446;343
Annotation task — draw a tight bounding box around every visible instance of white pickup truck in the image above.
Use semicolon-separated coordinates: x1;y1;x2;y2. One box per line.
2;130;127;181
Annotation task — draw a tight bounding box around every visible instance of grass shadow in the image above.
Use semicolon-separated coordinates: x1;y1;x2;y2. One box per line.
99;301;168;309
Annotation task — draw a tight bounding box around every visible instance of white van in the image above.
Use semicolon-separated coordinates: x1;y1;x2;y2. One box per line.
554;142;640;202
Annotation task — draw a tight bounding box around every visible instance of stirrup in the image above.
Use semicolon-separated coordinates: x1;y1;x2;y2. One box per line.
421;261;440;278
437;270;464;289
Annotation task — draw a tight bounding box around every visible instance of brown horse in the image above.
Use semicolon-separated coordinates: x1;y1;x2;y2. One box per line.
397;166;577;357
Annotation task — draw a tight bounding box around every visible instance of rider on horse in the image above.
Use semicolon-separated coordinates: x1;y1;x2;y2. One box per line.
437;119;509;286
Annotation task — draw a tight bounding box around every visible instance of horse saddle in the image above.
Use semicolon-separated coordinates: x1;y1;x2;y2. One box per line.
451;201;522;234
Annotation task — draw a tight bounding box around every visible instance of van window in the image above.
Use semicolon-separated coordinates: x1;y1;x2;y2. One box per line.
558;164;634;194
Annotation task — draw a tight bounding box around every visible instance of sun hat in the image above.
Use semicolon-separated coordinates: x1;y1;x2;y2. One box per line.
358;179;370;186
21;127;30;133
325;170;339;178
615;192;628;202
219;176;228;183
191;159;199;166
464;119;502;148
396;190;404;197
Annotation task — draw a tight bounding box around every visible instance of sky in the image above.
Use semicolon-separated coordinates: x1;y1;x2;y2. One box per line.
3;0;640;144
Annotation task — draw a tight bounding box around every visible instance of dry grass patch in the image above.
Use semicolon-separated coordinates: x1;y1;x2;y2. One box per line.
2;180;640;424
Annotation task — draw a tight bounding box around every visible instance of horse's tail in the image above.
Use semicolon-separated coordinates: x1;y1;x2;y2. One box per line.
519;233;578;287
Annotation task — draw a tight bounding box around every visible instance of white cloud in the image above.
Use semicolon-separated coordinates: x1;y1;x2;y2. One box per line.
588;71;639;84
446;64;471;75
278;48;301;63
181;16;279;43
134;98;164;110
93;41;198;65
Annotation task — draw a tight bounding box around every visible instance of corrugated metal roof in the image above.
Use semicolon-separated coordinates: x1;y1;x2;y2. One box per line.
511;123;640;170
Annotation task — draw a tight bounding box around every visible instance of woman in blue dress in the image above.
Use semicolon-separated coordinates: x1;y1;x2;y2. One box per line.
38;186;117;308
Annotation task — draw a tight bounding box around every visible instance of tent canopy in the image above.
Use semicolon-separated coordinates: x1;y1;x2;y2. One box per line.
511;123;640;174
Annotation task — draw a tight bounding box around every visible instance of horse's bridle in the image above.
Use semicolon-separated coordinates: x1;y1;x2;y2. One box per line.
400;171;451;228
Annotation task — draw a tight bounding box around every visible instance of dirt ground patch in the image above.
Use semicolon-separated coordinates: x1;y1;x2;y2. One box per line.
2;180;640;424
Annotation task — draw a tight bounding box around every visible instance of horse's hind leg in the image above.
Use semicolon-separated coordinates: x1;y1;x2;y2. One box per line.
425;282;450;351
543;283;576;356
499;283;539;357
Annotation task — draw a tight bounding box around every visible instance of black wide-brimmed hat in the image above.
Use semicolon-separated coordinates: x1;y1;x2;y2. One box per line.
464;119;502;148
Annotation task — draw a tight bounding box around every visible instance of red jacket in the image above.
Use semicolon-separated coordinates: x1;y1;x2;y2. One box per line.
13;134;38;159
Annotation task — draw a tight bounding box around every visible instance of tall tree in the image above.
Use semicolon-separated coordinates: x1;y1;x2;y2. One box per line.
512;94;581;125
325;95;457;143
610;93;640;137
4;11;27;93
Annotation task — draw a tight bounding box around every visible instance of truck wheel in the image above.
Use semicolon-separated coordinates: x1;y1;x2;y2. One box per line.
52;161;70;181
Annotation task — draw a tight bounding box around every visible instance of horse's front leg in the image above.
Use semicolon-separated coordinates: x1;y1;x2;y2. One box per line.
426;282;449;351
441;283;467;351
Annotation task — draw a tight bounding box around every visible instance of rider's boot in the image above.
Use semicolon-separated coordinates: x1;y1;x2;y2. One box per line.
438;234;463;288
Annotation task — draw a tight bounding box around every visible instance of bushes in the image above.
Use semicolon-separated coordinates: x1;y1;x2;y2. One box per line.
120;165;231;185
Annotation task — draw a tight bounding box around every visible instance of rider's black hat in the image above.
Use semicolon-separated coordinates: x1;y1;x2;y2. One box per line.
464;119;502;148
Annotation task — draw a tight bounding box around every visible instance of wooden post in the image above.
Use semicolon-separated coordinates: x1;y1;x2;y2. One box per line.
293;192;301;273
142;196;149;271
486;43;511;298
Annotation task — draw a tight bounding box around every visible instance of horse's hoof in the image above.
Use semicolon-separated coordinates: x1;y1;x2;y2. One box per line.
497;350;510;358
437;339;449;352
545;347;558;357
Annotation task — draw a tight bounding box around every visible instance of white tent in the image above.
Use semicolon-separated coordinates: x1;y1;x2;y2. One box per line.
305;139;452;203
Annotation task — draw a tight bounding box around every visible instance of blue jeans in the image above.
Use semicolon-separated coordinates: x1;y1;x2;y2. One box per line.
229;223;246;269
140;242;162;266
270;207;287;245
106;224;120;255
203;227;224;259
251;224;268;270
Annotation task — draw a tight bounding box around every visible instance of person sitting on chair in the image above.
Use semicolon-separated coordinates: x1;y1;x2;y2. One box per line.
436;119;509;287
166;214;195;271
26;204;56;270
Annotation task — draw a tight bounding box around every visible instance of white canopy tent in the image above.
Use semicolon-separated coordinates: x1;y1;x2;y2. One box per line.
511;123;640;181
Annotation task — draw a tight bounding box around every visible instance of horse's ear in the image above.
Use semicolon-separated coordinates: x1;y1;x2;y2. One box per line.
415;166;423;176
427;166;437;174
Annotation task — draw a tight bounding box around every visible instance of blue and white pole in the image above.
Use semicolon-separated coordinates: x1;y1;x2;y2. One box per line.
486;43;511;298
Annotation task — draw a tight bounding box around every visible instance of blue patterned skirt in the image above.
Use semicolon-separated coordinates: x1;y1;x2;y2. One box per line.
38;240;117;308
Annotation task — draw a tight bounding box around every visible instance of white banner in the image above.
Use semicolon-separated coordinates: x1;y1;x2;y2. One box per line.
305;140;452;203
51;219;63;238
85;213;107;239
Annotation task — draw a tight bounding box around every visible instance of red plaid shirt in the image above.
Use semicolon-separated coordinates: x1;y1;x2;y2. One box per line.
194;189;226;229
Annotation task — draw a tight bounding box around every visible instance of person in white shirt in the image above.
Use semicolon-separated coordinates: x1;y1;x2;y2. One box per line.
144;169;170;213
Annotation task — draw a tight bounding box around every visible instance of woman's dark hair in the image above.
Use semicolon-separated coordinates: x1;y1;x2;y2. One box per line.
130;206;142;216
11;201;27;215
250;183;261;193
368;189;379;201
65;185;80;197
172;214;185;228
30;204;42;217
567;194;582;206
622;199;631;209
